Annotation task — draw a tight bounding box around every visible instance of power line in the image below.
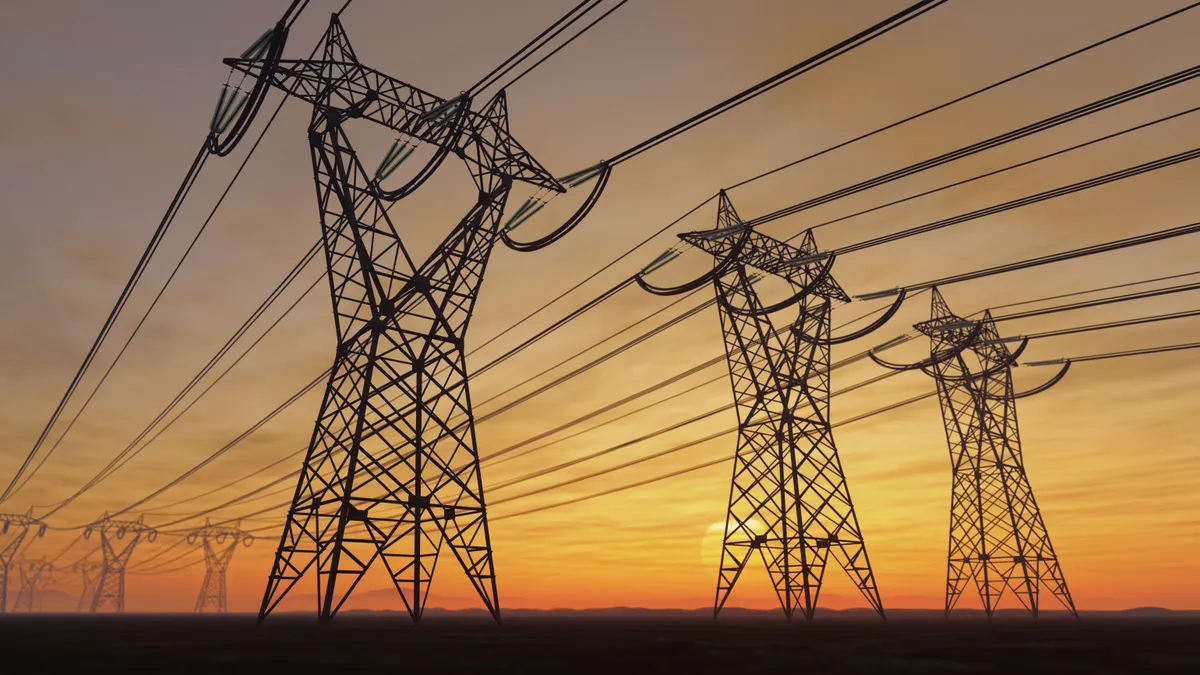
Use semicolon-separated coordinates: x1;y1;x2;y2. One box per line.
831;146;1200;256
1026;340;1200;366
469;0;603;96
749;64;1200;229
1;0;336;502
498;1;630;92
606;0;948;165
725;1;1200;190
467;3;1200;381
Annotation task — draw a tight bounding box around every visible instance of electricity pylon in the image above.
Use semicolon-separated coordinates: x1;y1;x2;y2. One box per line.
674;192;899;620
68;556;102;612
224;15;564;623
871;288;1076;618
83;514;157;613
0;510;45;613
187;520;254;613
13;558;54;612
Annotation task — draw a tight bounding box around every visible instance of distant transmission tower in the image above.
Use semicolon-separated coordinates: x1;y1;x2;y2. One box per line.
68;557;102;612
83;514;157;613
187;520;254;613
13;558;54;612
0;510;45;613
872;288;1076;618
664;192;902;620
220;15;565;623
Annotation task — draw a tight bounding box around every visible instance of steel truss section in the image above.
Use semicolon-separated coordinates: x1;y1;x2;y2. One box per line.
236;16;562;623
913;289;1076;618
83;514;157;613
188;520;254;613
0;511;45;614
13;558;53;612
681;192;884;620
69;558;102;612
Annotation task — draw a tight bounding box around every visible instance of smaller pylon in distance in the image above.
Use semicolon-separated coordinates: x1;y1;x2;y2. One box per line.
187;519;254;613
83;514;157;613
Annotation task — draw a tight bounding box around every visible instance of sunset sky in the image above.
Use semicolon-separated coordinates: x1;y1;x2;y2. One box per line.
2;0;1199;614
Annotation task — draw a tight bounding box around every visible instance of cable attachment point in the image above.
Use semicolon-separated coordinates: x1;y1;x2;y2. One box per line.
210;85;251;135
376;138;418;181
415;93;468;130
854;286;902;302
560;162;607;188
1022;357;1068;367
640;248;682;276
502;188;558;233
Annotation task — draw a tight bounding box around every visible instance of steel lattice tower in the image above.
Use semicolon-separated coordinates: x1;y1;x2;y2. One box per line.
224;15;563;623
69;558;102;612
13;558;53;612
679;193;886;620
875;289;1076;618
0;511;45;613
84;514;157;613
187;520;254;613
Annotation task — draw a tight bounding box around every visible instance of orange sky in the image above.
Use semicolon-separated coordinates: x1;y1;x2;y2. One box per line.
2;0;1199;614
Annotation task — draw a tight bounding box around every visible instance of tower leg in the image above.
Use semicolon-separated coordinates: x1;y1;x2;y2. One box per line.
259;113;503;623
925;292;1077;618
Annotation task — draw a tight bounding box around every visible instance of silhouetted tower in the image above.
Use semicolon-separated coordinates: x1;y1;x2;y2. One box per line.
0;510;45;613
68;556;102;612
187;520;254;613
667;192;903;620
222;15;564;623
872;289;1076;618
83;514;157;612
13;558;54;612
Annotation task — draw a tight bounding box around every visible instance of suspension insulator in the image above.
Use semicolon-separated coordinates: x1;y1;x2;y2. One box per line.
560;162;606;188
416;93;466;130
240;28;274;60
502;198;548;233
375;140;416;181
640;249;681;276
209;86;251;135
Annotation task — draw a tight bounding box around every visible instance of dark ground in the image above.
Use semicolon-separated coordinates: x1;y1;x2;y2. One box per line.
1;612;1198;674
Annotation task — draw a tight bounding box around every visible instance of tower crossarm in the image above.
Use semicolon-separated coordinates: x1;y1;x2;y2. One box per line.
680;228;849;302
223;18;561;192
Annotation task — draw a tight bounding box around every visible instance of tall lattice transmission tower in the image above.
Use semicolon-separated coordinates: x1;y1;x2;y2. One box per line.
13;558;54;612
663;192;902;620
0;510;45;613
872;288;1076;617
220;15;565;623
69;557;102;612
187;520;254;613
83;514;157;613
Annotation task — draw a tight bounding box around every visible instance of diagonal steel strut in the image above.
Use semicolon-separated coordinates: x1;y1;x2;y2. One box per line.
680;191;885;620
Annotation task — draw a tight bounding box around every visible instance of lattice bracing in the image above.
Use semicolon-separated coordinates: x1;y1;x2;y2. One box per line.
0;511;45;614
253;14;561;624
69;558;102;612
915;289;1076;618
84;514;157;613
13;558;53;612
680;192;883;620
188;520;254;613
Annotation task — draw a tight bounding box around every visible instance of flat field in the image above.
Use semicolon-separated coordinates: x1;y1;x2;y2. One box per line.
0;613;1196;674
